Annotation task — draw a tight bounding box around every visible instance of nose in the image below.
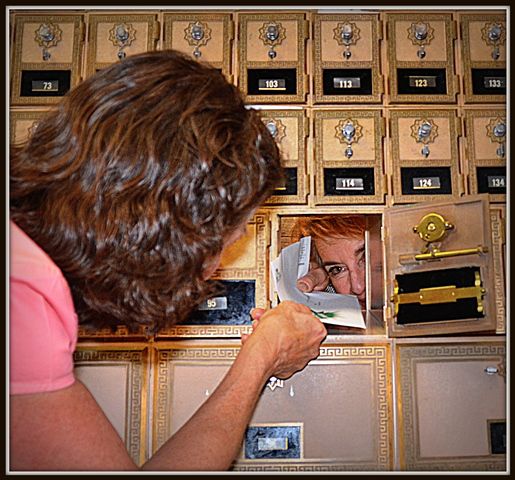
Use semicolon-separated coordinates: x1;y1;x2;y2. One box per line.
350;269;365;297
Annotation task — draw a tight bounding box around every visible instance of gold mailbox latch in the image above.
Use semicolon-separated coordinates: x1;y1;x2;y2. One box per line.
398;212;488;265
392;270;486;316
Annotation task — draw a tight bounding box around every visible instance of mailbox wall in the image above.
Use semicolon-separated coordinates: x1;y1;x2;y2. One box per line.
8;7;507;472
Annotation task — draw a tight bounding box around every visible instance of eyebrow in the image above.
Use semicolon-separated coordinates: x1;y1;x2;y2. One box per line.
321;243;366;268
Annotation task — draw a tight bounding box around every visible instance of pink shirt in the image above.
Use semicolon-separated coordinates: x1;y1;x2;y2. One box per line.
10;221;78;395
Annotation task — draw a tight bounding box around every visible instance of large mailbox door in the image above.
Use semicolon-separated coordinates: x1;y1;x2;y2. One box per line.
396;338;506;470
384;195;496;337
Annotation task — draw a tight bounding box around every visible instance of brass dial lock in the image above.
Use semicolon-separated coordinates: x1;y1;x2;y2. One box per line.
412;213;454;243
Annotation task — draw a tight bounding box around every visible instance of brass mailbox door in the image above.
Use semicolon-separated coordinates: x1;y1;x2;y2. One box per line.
163;12;234;79
151;342;235;454
85;13;159;77
463;108;506;203
156;212;270;338
386;12;457;104
313;13;383;104
10;13;85;106
313;108;386;205
260;108;308;205
152;341;393;471
396;339;506;470
236;342;392;470
74;344;150;466
384;195;496;337
237;12;308;104
460;12;506;104
389;108;461;204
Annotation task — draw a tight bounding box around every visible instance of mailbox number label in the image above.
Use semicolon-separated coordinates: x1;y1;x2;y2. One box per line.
413;176;441;189
258;79;286;91
32;80;59;92
488;176;505;188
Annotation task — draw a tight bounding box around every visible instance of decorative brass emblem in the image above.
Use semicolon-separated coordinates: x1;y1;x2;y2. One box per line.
335;118;363;159
259;21;286;59
184;21;212;59
486;117;506;158
109;23;136;60
413;213;454;243
481;22;505;60
263;117;286;144
407;21;434;59
34;23;62;61
410;118;438;158
397;211;488;264
333;22;360;60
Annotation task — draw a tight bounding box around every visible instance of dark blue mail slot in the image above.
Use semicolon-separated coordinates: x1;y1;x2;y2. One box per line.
245;425;302;459
187;280;254;325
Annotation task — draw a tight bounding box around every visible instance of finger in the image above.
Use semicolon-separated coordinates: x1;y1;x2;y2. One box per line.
250;307;266;321
296;268;328;293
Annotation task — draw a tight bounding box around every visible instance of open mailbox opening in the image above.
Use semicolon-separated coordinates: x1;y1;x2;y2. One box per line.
276;195;499;338
276;212;384;335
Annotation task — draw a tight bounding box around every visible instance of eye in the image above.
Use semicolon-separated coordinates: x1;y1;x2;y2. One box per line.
325;264;348;278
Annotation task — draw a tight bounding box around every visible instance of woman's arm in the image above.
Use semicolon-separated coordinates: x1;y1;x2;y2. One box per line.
10;301;326;471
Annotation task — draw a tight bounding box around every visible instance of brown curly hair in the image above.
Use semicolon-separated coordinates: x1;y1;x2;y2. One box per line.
10;49;282;333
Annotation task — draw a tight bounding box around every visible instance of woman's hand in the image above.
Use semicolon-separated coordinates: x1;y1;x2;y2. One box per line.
241;301;326;380
296;266;330;293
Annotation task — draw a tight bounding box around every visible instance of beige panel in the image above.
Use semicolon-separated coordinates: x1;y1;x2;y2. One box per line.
11;13;84;106
460;12;506;103
320;18;373;62
9;108;51;145
313;108;385;205
260;109;308;205
397;340;506;470
20;21;76;63
389;108;460;204
313;13;382;104
85;13;158;77
246;20;298;62
153;342;393;471
394;19;448;62
463;108;506;203
237;12;307;103
73;345;150;466
163;12;233;77
386;12;457;103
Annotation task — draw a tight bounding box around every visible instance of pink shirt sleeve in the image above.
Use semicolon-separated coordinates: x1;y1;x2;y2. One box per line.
9;221;78;395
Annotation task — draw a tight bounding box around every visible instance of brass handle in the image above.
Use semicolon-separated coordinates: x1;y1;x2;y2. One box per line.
399;245;488;265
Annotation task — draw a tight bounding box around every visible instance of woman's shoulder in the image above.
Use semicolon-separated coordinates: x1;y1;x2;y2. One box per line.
10;220;64;282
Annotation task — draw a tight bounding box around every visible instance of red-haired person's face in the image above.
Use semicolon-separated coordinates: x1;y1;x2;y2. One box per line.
315;237;366;309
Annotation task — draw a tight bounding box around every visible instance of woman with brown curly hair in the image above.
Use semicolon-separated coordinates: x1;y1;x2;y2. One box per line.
9;49;326;471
